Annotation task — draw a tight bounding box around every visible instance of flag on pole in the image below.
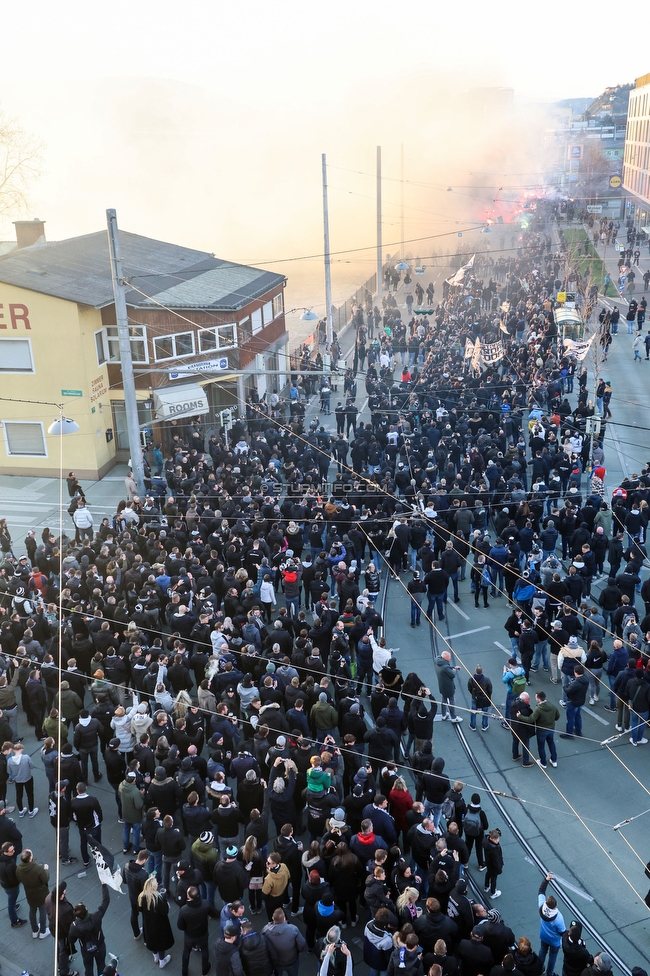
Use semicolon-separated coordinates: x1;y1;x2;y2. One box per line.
87;836;125;892
563;334;595;361
471;337;482;371
499;321;510;335
464;338;475;360
446;254;476;287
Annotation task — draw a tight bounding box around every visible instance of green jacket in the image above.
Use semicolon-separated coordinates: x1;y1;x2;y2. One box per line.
16;859;49;907
191;837;218;882
118;780;144;825
520;700;560;730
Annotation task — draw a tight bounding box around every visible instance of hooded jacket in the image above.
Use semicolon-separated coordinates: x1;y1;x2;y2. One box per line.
421;757;449;803
561;923;592;976
350;829;387;863
73;715;102;752
537;878;566;947
363;919;394;971
16;860;50;908
118;779;145;825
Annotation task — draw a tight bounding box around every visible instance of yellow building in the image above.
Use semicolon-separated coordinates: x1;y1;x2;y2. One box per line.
0;219;288;478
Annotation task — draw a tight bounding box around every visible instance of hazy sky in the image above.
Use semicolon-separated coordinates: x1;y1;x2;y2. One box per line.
0;1;645;331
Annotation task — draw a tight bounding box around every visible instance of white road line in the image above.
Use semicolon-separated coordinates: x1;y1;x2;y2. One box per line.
494;641;512;655
447;626;491;640
582;707;609;726
448;600;470;620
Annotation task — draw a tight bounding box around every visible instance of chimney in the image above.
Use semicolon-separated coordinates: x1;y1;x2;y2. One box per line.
13;218;46;249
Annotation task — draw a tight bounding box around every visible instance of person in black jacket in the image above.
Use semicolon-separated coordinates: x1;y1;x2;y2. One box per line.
482;829;504;898
561;921;592;976
74;710;103;784
214;846;249;905
177;887;211;976
237;918;273;976
69;884;110;976
0;839;26;927
175;859;204;908
124;848;149;938
156;815;186;892
510;694;535;766
560;665;589;739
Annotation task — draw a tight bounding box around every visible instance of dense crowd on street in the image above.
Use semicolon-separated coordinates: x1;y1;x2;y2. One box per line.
0;208;647;976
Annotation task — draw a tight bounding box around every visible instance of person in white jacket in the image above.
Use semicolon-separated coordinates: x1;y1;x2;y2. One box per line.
72;501;94;543
259;575;276;624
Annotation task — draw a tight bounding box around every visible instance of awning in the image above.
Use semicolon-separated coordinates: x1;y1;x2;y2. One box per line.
153;383;209;420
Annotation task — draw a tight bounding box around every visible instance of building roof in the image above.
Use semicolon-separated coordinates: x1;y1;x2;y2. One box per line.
0;230;285;311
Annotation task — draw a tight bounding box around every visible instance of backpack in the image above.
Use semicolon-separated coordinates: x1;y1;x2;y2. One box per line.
441;795;456;821
463;809;481;837
511;673;527;696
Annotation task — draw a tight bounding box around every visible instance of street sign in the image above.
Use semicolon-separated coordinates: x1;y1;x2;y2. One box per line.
586;205;602;214
557;291;567;303
609;175;622;189
61;389;83;397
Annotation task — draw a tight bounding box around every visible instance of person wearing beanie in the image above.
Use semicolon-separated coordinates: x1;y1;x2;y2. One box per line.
537;872;566;976
447;876;475;941
302;868;331;949
310;695;338;742
561;920;592;976
314;890;345;940
582;952;614;976
462;793;489;870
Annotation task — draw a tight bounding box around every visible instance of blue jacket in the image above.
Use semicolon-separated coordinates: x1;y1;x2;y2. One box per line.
538;879;566;947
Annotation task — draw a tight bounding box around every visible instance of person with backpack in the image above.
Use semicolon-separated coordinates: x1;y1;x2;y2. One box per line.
467;665;493;731
501;659;527;730
462;794;489;870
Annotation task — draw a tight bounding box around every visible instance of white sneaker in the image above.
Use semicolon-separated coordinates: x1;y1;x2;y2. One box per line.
589;698;596;705
29;807;38;818
630;738;638;746
4;805;14;813
616;725;623;732
39;928;50;939
451;716;463;723
550;761;557;768
32;931;38;939
159;955;172;969
639;738;649;744
491;890;502;898
559;700;567;707
19;808;27;818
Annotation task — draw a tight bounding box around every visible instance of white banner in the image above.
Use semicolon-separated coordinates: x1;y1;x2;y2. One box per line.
471;337;482;371
464;338;475;360
480;339;505;365
446;254;476;287
563;334;595;361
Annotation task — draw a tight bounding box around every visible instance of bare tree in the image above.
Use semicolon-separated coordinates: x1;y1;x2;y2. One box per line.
0;108;44;219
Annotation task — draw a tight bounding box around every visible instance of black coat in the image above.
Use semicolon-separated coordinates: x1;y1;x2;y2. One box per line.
482;838;503;875
141;896;175;954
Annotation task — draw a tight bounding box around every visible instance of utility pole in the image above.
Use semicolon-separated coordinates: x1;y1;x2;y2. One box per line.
106;209;147;497
322;153;333;348
377;145;383;309
400;143;405;260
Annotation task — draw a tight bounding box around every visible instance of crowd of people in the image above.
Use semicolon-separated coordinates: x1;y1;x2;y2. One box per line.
0;207;646;976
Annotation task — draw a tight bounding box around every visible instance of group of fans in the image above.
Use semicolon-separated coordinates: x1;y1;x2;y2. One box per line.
0;205;645;976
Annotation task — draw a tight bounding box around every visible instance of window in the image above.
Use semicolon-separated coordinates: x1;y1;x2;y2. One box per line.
263;302;273;326
95;330;107;366
252;309;263;333
96;326;147;365
3;421;46;457
153;331;195;361
198;324;236;353
0;338;34;373
272;293;283;317
239;316;252;343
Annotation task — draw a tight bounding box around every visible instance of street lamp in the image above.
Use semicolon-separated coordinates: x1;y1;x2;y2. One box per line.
286;306;319;321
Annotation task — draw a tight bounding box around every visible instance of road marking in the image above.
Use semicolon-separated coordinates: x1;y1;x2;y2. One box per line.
494;641;512;655
582;706;609;726
21;478;49;493
448;600;470;620
447;626;491;640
